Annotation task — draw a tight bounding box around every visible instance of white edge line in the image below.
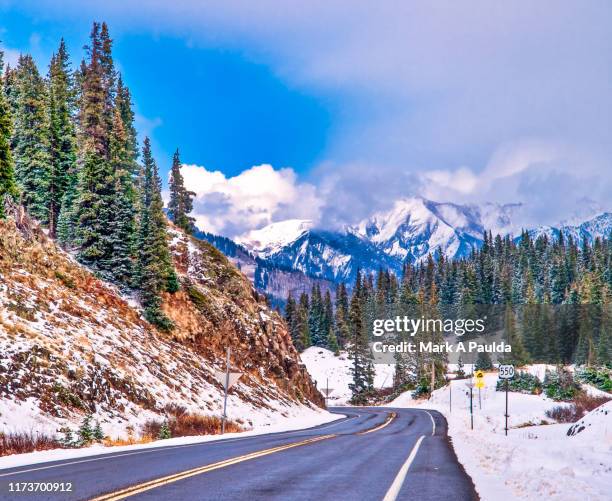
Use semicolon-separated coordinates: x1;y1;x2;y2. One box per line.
382;434;425;501
422;410;436;436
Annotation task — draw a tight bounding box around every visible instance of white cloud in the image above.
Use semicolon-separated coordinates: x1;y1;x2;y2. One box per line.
13;0;612;225
1;46;20;67
179;163;322;237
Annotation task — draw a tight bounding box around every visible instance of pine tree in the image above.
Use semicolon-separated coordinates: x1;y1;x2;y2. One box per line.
12;54;51;222
474;351;493;371
0;49;17;217
137;137;178;329
285;292;299;346
294;292;311;351
47;39;76;237
76;23;115;267
115;76;138;167
348;271;374;403
107;107;137;284
93;421;104;442
167;149;195;233
502;304;529;366
323;290;335;349
78;414;94;445
334;283;350;348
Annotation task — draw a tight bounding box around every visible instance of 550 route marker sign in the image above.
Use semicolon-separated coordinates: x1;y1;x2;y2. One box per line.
498;365;515;379
498;364;515;436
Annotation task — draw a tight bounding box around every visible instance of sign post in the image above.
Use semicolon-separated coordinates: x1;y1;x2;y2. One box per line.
465;381;474;430
214;348;243;434
498;364;515;436
321;378;334;407
474;370;485;410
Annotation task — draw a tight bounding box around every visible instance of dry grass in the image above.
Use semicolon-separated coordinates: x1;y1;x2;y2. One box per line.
0;431;61;457
103;436;154;447
142;404;243;439
545;393;611;423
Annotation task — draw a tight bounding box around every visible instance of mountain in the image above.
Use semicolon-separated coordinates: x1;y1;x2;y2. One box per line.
237;219;313;256
195;228;336;306
233;197;524;284
350;197;522;263
527;212;612;245
0;212;324;439
206;197;612;288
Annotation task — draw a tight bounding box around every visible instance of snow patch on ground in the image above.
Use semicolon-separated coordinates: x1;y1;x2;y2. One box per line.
300;347;394;405
388;371;612;501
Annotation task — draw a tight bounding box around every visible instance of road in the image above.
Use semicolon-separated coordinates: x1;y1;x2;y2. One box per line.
0;408;478;501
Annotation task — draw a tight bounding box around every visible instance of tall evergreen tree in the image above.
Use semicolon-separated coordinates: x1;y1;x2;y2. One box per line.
137;137;178;329
167;149;195;233
47;39;76;237
76;23;115;266
0;49;17;217
107;107;137;284
12;54;51;222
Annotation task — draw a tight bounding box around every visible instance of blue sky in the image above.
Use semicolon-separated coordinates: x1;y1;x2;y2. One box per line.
0;7;332;178
1;1;612;237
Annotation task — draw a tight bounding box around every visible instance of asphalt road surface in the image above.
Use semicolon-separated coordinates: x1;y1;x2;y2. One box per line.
0;408;478;501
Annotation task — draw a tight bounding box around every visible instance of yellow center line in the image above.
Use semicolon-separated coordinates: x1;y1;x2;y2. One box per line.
91;434;336;501
357;412;397;435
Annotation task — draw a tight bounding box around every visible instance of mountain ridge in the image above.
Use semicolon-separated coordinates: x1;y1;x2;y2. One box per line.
197;197;612;293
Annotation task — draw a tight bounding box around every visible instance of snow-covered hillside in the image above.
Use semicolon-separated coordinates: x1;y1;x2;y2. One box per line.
300;347;394;405
0;217;326;442
388;372;612;501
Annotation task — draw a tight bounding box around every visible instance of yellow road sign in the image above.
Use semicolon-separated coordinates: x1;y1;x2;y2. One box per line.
475;370;484;379
475;379;485;389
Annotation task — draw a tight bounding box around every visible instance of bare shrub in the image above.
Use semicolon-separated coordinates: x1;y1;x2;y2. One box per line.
546;393;611;423
0;431;61;456
142;411;242;439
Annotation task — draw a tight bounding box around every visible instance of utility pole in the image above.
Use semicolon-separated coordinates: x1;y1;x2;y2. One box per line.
222;347;230;435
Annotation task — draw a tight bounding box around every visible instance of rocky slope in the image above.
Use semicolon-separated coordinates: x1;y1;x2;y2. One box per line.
0;212;323;439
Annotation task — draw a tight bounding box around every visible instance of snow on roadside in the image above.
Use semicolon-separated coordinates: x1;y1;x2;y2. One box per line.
387;371;612;501
0;408;343;470
300;347;393;405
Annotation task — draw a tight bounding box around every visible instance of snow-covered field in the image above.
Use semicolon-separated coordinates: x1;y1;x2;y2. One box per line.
388;373;612;501
300;347;394;405
0;408;342;470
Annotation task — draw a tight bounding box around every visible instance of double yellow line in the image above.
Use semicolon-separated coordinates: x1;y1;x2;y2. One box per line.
92;434;335;501
357;412;396;435
93;412;398;500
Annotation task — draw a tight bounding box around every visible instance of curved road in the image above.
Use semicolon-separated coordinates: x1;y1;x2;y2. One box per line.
0;408;478;501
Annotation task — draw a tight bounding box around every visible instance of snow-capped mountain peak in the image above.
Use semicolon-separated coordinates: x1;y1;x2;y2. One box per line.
237;219;313;255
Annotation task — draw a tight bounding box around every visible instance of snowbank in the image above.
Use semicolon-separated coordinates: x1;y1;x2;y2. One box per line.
300;347;394;405
388;371;612;501
0;408;342;470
